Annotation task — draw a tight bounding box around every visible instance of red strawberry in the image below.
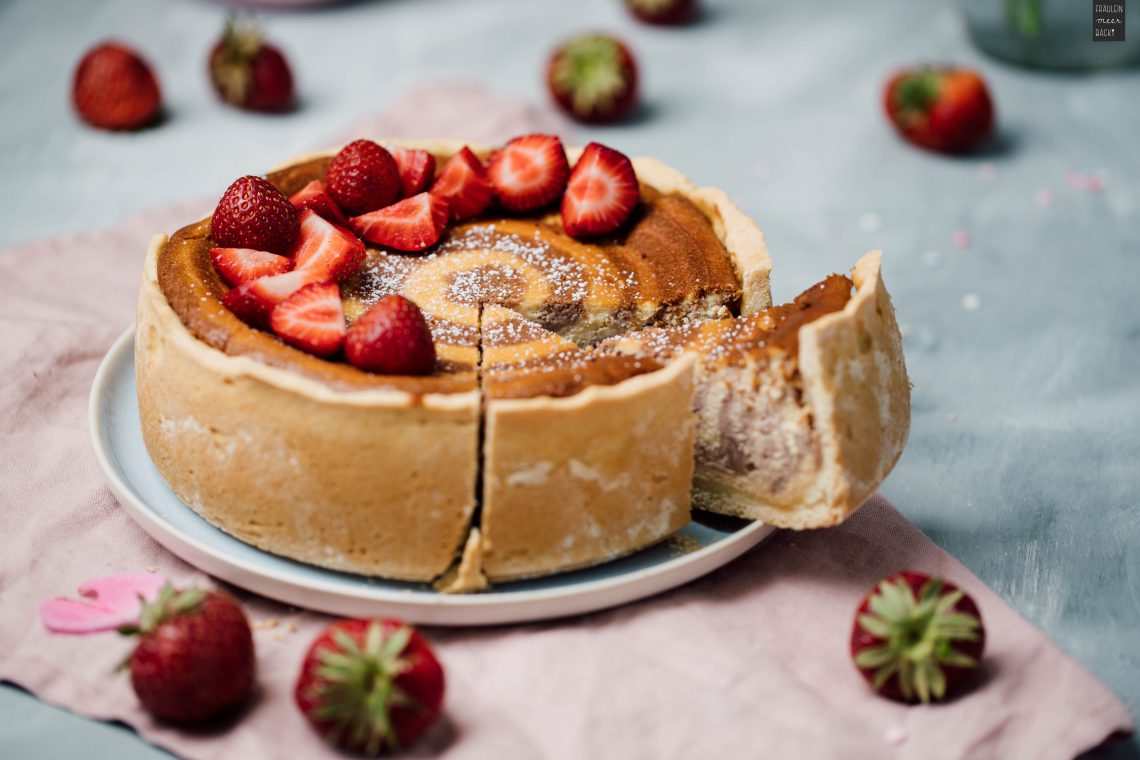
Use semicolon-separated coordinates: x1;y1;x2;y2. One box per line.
547;34;639;125
123;583;254;724
561;142;640;239
210;247;293;287
388;145;437;197
270;282;346;357
222;267;325;329
851;571;985;704
487;134;571;213
326;140;401;216
345;295;436;375
350;193;450;253
625;0;697;26
295;618;444;755
211;175;300;255
290;209;366;282
289;180;347;225
72;42;162;131
430;147;493;220
884;66;995;154
208;17;294;113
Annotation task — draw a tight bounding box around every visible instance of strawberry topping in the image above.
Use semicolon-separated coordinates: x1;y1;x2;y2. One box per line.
210;247;293;287
388;145;437;198
326;139;401;216
270;282;347;358
350;192;450;253
346;295;436;375
430;147;493;220
289;180;348;225
487;134;571;213
561;142;640;238
211;175;300;255
290;209;366;282
222;267;325;329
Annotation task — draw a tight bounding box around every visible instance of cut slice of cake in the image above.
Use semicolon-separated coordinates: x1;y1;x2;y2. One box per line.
600;251;909;529
478;305;697;581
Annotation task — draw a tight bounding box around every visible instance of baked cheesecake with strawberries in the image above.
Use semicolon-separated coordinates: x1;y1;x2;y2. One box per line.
135;135;909;588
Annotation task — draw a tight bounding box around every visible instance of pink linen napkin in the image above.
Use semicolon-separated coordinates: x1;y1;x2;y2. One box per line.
0;84;1132;760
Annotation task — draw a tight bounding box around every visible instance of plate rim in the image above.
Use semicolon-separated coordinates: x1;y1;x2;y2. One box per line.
90;327;776;625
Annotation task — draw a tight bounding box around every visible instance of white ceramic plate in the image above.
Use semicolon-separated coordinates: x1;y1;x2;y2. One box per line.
90;328;776;626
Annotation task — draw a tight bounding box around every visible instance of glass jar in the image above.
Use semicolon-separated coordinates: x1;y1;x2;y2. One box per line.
960;0;1140;70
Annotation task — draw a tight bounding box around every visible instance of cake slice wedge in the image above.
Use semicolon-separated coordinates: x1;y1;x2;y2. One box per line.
479;305;697;581
600;251;909;529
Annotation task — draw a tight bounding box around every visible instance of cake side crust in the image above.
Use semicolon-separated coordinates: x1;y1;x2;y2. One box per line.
480;355;697;581
136;234;481;581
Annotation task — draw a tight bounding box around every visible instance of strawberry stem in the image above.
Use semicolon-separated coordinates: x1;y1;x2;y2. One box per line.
855;576;981;703
306;622;416;755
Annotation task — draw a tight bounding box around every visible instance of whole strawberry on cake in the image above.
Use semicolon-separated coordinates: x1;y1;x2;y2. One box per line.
136;136;910;590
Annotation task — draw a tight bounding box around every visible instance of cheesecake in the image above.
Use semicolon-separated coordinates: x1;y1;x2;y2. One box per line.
135;137;908;589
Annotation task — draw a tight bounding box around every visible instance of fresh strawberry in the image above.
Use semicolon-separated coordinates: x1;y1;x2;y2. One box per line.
270;282;346;357
430;147;493;220
123;583;254;724
625;0;697;25
851;571;985;704
561;142;640;238
326;140;402;216
547;34;639;124
295;618;444;755
388;145;437;197
884;66;995;154
345;295;436;375
290;209;366;282
72;42;162;131
208;16;294;113
210;247;293;287
487;134;571;213
211;175;300;255
222;267;325;329
289;180;347;225
350;193;450;253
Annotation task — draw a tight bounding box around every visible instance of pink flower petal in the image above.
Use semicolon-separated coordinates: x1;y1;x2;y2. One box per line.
951;230;971;249
40;571;167;634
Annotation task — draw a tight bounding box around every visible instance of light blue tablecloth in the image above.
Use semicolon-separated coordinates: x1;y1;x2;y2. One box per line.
1;0;1137;756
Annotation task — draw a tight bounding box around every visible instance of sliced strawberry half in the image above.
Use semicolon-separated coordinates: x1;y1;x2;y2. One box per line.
350;192;450;253
221;267;325;329
487;134;570;213
388;145;437;198
270;282;346;357
430;147;492;220
561;142;640;239
289;180;348;225
210;247;293;287
290;209;367;282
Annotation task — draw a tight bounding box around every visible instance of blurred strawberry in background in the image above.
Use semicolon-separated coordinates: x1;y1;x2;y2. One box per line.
883;65;995;154
209;16;295;113
72;42;163;131
547;33;639;124
625;0;698;26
